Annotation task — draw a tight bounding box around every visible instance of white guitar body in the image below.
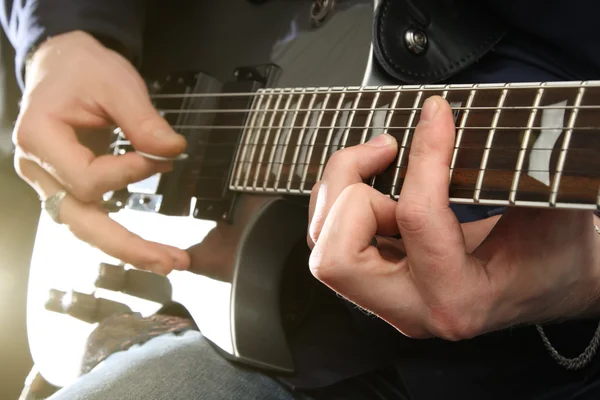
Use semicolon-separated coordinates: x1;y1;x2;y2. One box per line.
27;0;383;388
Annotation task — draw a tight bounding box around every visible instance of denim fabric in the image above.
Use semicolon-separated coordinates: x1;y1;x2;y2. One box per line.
48;330;312;400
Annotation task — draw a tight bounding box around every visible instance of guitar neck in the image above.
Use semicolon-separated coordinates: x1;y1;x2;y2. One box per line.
220;81;600;210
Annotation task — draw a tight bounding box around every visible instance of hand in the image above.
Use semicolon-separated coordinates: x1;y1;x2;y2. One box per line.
13;31;190;275
308;96;600;340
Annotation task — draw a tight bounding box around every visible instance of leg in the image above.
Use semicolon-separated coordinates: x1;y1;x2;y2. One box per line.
48;330;311;400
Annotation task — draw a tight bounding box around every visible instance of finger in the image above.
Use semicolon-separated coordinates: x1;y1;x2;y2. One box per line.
16;115;173;202
309;183;427;338
101;78;188;158
16;155;189;275
395;96;469;292
308;133;398;245
307;182;321;248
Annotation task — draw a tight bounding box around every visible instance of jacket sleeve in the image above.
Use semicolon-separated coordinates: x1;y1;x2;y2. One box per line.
0;0;146;89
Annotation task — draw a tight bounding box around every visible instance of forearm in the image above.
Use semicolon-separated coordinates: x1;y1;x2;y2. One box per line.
0;0;146;89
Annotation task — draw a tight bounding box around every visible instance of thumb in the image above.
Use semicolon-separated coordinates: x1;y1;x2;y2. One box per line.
103;80;187;157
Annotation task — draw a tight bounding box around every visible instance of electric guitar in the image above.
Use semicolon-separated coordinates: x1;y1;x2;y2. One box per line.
26;0;600;389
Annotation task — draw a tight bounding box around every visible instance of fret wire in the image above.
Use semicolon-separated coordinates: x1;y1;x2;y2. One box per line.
340;92;363;149
242;90;275;190
261;90;296;190
232;92;265;189
273;89;306;190
251;91;284;189
474;88;508;202
286;92;318;191
361;92;381;144
300;92;331;193
450;89;477;184
361;92;381;188
391;90;423;197
316;90;347;181
371;91;400;188
509;88;545;203
549;86;586;206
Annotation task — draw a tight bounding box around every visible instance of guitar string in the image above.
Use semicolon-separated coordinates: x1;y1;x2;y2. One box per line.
122;154;598;180
165;124;600;131
147;82;598;99
155;104;600;114
113;139;597;152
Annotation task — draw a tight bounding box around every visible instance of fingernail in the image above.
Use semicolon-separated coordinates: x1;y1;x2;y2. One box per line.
366;133;394;147
420;97;440;122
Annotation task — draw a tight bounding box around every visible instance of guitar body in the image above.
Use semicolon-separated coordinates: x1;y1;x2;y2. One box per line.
28;0;379;387
26;0;600;390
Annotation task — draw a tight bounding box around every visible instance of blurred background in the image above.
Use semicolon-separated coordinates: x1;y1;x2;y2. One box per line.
0;29;40;399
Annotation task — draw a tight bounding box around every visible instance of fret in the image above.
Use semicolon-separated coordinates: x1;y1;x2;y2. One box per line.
474;88;508;202
262;90;296;190
218;81;600;211
251;91;284;189
450;89;476;183
340;91;363;149
390;90;423;197
232;91;266;189
273;89;306;190
509;88;544;203
549;86;585;206
360;91;381;144
300;92;331;193
316;90;347;181
371;90;400;188
242;90;275;190
286;92;318;191
552;84;600;206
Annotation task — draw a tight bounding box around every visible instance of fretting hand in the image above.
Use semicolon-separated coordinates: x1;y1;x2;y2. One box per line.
308;96;600;340
13;31;190;275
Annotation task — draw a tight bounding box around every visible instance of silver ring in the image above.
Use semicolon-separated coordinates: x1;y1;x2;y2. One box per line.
42;190;67;224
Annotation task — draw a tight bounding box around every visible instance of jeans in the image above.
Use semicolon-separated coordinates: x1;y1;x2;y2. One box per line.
48;330;311;400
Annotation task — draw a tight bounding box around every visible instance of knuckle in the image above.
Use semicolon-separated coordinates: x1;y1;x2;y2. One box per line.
12;122;34;154
308;220;322;247
326;148;353;170
426;302;480;341
308;247;340;284
69;178;98;202
395;198;431;234
345;182;371;198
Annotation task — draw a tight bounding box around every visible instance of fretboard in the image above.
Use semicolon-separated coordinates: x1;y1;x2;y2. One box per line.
225;81;600;210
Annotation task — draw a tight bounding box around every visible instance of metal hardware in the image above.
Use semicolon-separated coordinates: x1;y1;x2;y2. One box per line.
310;0;335;27
404;28;428;55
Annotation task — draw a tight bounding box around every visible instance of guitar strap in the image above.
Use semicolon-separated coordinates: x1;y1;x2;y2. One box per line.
372;0;507;84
